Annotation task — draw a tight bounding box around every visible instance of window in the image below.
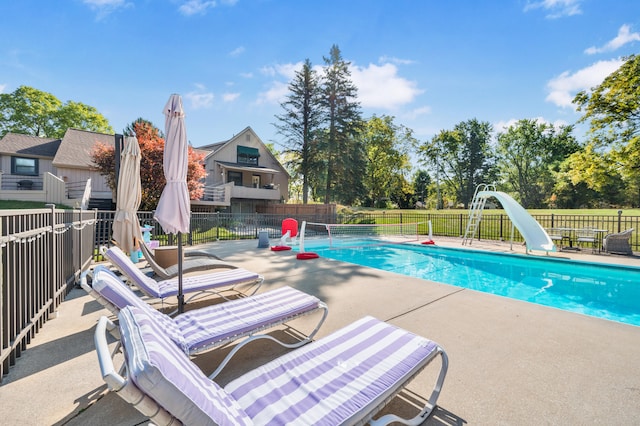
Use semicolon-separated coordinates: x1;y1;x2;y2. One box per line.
237;146;259;166
228;171;243;186
11;157;38;176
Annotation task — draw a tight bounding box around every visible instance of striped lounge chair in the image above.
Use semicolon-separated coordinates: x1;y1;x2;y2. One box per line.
95;305;448;425
104;246;263;306
84;265;328;379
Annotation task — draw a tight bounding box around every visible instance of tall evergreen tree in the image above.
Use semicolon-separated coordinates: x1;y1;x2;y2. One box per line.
274;59;324;204
320;45;364;205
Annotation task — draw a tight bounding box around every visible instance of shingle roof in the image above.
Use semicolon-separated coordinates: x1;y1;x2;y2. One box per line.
53;128;115;169
0;133;61;158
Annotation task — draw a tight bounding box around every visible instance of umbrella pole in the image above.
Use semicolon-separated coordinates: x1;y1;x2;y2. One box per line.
177;232;184;314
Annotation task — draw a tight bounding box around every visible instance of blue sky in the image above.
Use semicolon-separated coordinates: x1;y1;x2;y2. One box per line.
1;0;639;159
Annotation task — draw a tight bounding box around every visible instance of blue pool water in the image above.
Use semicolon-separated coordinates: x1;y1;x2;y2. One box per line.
300;241;640;327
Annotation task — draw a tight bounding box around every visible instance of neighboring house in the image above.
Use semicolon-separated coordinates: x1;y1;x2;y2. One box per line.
193;126;290;213
0;126;289;212
0;129;114;208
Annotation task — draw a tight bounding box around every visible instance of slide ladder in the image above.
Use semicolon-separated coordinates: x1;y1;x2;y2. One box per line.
462;183;495;245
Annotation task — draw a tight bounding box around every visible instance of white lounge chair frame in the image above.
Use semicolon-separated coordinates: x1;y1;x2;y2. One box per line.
83;266;328;379
95;306;448;426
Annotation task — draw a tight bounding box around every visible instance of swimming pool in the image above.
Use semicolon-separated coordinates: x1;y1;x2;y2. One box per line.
300;241;640;327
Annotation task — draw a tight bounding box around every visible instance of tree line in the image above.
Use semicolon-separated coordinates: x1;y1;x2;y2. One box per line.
2;52;639;210
276;51;640;209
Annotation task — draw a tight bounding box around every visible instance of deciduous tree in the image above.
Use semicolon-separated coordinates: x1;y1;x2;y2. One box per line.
92;119;205;210
497;119;579;208
419;119;495;208
361;115;414;207
0;85;113;138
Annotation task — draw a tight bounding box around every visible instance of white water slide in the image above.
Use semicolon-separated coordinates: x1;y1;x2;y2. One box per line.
477;191;556;252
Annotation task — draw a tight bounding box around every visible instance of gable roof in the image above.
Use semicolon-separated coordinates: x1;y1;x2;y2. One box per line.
196;126;289;177
53;128;115;169
0;133;61;158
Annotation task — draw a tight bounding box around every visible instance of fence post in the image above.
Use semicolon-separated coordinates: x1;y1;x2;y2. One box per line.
617;210;622;233
551;213;555;228
46;204;57;318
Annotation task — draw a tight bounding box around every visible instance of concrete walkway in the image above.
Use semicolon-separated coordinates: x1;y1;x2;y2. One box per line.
1;237;640;425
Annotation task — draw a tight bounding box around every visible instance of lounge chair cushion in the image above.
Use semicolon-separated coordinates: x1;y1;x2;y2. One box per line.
105;246;261;299
119;306;252;425
225;316;440;425
91;265;323;356
92;266;188;352
175;285;322;353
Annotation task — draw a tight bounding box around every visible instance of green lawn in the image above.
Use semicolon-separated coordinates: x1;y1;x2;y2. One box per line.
348;207;640;216
0;200;74;210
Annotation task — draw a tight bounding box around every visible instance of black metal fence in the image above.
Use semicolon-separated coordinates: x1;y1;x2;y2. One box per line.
1;207;96;382
93;210;639;254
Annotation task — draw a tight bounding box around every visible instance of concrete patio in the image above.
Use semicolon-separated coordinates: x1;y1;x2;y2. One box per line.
1;237;639;425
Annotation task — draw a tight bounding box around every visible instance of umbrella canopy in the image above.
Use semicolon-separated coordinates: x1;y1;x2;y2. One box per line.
112;136;142;254
155;94;190;234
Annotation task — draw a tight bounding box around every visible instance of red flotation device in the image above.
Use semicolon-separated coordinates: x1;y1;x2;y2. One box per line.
296;252;319;260
270;245;292;251
421;240;436;245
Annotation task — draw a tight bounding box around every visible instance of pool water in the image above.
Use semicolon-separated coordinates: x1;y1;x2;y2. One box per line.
301;242;640;327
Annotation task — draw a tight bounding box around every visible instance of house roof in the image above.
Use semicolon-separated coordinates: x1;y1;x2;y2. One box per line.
0;133;61;158
196;126;290;178
53;128;115;169
216;160;282;174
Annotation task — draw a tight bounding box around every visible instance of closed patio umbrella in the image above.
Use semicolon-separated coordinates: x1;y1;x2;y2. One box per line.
154;94;190;313
112;136;142;255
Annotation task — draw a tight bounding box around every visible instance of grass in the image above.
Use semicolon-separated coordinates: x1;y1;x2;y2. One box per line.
0;200;74;210
347;207;640;216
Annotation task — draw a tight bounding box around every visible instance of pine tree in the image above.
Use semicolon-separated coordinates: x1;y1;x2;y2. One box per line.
320;45;364;205
274;59;324;203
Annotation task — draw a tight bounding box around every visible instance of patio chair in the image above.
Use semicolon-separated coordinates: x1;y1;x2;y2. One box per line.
575;228;597;253
104;246;263;307
546;228;565;249
95;305;448;425
603;228;634;255
82;266;328;378
137;240;236;280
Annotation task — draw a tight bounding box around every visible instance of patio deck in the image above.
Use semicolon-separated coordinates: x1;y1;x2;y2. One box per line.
1;237;639;425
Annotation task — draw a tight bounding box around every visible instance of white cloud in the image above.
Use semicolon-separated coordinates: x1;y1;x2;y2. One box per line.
82;0;131;19
585;24;640;55
378;55;416;66
185;85;215;109
256;60;421;109
524;0;582;19
350;62;423;109
229;46;245;57
178;0;217;16
0;84;6;93
240;72;253;78
257;81;289;105
222;92;240;102
404;106;431;120
546;59;624;108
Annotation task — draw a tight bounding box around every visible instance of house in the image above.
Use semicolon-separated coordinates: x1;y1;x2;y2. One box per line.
0;126;289;212
0;129;114;208
193;126;290;213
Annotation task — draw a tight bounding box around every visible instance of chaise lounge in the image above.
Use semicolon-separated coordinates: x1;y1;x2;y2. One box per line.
96;305;448;425
137;240;237;280
104;246;263;307
83;265;328;378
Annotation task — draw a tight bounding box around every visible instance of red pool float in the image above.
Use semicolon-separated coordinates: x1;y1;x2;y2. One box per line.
270;245;292;251
296;252;319;260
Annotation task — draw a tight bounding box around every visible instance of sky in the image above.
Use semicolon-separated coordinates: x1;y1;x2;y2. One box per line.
1;0;639;163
